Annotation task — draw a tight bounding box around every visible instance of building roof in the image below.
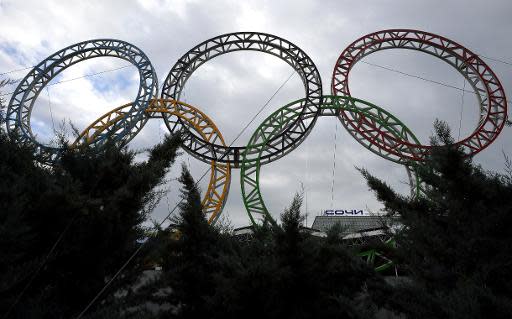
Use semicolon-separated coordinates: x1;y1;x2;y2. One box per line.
311;215;399;236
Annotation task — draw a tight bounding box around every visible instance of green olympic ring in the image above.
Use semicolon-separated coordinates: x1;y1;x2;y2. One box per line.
241;95;422;225
240;95;422;272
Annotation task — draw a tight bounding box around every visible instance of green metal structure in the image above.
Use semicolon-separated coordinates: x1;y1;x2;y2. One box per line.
240;95;422;225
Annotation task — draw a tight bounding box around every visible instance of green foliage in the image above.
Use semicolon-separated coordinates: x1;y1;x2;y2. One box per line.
361;120;512;318
133;174;386;319
163;165;225;317
0;116;182;319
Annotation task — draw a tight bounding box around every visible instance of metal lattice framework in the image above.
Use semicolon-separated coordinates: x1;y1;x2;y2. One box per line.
332;29;508;162
6;39;158;164
240;95;422;225
74;98;231;224
4;30;508;270
160;32;323;167
357;237;396;273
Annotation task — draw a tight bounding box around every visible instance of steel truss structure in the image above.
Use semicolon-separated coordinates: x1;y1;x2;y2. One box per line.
160;32;323;167
5;30;508;270
6;39;158;163
240;95;422;225
357;237;396;273
74;98;231;224
332;29;507;162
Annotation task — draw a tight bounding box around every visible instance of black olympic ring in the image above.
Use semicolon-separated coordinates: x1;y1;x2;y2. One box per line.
160;32;323;167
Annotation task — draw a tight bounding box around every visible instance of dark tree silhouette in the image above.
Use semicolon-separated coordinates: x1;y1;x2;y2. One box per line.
360;121;512;319
0;89;182;319
134;176;387;319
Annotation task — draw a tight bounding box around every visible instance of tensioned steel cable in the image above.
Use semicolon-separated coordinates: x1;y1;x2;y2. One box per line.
305;136;310;223
0;51;500;74
4;60;512;112
355;60;503;110
1;66;166;318
330;119;338;209
3;64;296;319
1;215;78;319
458;79;467;140
0;65;34;76
74;70;296;319
479;54;512;67
46;86;56;132
0;65;131;97
2;59;511;110
0;50;510;78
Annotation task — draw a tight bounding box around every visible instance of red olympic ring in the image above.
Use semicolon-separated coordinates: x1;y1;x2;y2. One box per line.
332;29;508;161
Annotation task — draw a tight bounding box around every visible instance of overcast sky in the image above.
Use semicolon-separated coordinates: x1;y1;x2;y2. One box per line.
1;0;511;228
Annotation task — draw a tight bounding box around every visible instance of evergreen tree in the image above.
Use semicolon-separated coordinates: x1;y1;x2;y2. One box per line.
206;194;385;319
125;165;233;318
162;165;225;318
131;180;386;319
360;121;512;318
0;93;182;319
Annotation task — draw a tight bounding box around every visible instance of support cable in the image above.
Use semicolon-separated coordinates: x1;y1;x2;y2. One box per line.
479;54;512;67
2;215;78;319
182;89;191;169
46;86;56;133
330;119;338;209
305;136;310;226
74;70;295;319
0;65;131;98
457;79;466;140
2;59;511;109
358;60;512;106
0;65;34;76
3;51;512;78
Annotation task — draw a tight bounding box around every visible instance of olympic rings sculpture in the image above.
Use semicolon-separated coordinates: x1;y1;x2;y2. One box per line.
5;30;508;231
